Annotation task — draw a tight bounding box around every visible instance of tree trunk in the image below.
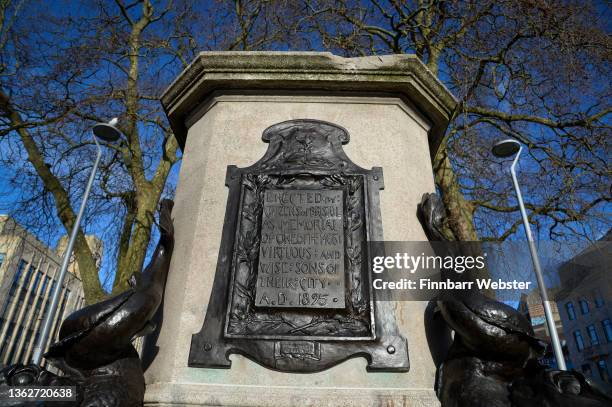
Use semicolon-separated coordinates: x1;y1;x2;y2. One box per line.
111;192;159;295
0;90;107;304
433;147;478;241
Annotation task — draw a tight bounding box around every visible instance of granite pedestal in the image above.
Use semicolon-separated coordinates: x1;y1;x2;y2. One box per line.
144;52;456;407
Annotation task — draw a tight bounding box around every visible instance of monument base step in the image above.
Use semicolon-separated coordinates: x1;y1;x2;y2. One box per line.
144;383;440;407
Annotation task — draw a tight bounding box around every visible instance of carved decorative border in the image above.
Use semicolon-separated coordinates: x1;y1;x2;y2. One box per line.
189;119;409;373
224;172;373;340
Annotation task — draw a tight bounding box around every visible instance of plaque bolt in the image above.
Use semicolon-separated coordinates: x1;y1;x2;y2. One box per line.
387;345;395;354
373;175;379;181
204;343;212;351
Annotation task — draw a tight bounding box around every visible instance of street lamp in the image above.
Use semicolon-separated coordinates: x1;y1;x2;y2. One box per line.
31;118;122;365
492;138;567;370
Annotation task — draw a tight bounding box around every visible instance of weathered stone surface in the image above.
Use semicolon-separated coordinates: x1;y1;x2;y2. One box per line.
146;51;454;407
161;52;456;159
144;382;440;406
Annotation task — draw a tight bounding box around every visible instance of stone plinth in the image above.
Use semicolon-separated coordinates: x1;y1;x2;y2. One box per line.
145;52;456;407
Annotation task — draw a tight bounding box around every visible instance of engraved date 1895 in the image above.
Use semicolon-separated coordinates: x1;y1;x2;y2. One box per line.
258;292;340;307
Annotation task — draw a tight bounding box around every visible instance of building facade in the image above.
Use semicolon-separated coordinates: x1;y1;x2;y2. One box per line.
0;215;99;368
556;232;612;393
519;288;571;370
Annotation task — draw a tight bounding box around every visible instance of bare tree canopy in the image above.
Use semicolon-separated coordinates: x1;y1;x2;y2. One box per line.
301;0;611;241
0;0;610;303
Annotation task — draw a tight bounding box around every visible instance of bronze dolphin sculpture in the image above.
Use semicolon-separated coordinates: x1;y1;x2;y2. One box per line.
1;199;174;406
418;192;611;407
44;199;174;371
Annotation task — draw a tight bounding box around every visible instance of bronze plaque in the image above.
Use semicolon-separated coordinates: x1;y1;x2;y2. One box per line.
256;189;345;309
189;119;409;373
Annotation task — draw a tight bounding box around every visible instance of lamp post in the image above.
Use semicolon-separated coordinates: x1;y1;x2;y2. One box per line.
31;119;122;365
492;138;566;370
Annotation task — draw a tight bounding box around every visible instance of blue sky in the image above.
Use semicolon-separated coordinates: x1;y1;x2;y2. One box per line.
1;0;609;293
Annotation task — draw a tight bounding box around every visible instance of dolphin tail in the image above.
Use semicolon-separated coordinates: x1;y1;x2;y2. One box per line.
159;199;174;238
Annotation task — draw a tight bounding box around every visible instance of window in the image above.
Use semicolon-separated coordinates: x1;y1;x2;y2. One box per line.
587;325;600;346
574;330;585;351
579;300;590;315
6;326;24;363
0;260;28;331
16;328;34;362
28;270;42;304
602;319;612;342
42;299;50;317
0;252;5;268
17;262;34;302
0;322;15;357
51;293;69;342
8;260;27;297
594;294;605;308
32;270;41;292
565;302;576;320
41;275;50;295
0;329;7;357
597;360;610;383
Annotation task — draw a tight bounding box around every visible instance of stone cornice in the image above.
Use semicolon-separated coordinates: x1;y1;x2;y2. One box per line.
161;52;457;157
